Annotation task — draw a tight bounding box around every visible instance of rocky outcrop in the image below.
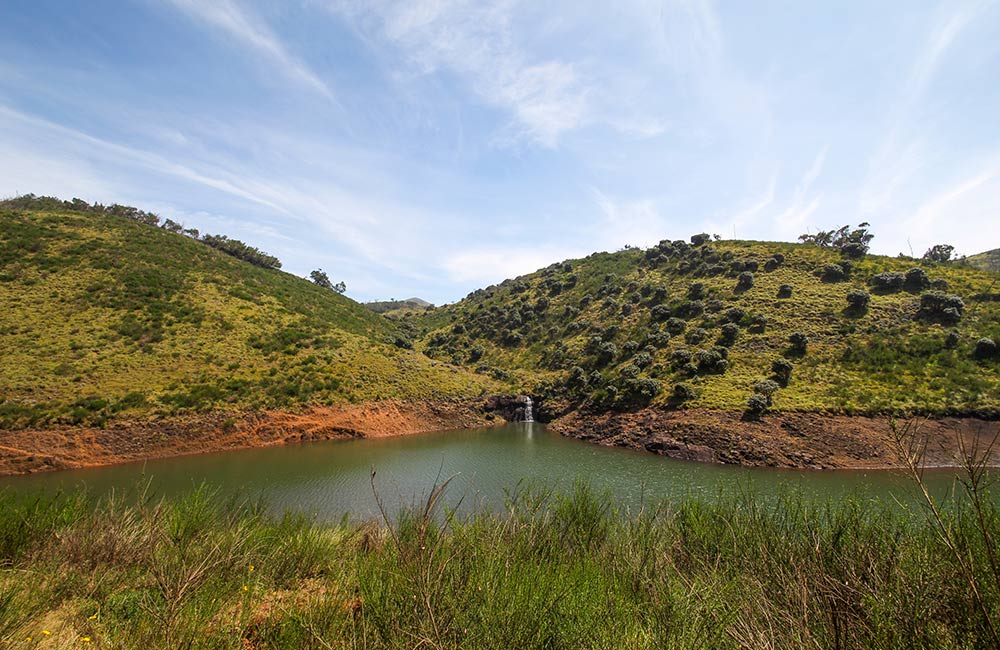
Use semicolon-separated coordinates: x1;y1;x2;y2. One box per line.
483;394;536;422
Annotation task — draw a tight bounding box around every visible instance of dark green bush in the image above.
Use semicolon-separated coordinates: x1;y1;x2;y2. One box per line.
723;307;745;324
777;284;793;298
670;348;693;367
685;327;708;344
871;272;905;292
772;358;793;385
719;323;740;346
736;271;754;291
746;393;769;417
974;337;998;360
905;267;930;290
650;305;672;321
820;263;848;282
789;332;809;354
673;382;697;400
665;318;687;335
846;289;871;311
687;283;706;299
918;291;965;323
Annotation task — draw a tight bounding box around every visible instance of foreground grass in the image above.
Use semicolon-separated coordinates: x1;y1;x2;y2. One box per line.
0;475;997;649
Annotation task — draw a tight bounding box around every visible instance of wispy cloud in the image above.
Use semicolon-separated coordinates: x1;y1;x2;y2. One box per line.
165;0;339;103
861;0;996;218
330;0;587;147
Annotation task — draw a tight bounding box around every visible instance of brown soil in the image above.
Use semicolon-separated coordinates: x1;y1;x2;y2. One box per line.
3;401;997;476
0;398;498;476
549;409;1000;469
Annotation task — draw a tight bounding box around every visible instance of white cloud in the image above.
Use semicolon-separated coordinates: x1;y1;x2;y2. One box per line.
441;246;583;287
165;0;339;103
861;0;995;218
330;0;587;147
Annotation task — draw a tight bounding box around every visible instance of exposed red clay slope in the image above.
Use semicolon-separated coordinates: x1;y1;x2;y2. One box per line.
0;399;496;475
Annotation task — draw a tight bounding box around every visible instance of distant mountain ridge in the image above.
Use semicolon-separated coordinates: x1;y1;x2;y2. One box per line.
364;297;435;314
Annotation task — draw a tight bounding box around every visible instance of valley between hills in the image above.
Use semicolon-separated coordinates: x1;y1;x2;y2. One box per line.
2;196;999;473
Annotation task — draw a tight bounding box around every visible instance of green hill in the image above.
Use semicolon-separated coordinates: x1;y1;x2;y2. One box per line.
411;235;1000;418
964;248;1000;273
0;198;497;430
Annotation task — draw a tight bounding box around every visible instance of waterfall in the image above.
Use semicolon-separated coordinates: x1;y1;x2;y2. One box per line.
521;396;534;423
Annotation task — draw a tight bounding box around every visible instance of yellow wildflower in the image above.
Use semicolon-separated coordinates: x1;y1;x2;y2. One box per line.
88;614;98;620
242;585;249;592
42;630;51;636
82;638;91;643
248;564;254;573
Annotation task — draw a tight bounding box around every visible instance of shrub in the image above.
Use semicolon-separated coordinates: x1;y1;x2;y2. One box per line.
673;382;697;401
753;379;780;399
846;289;871;312
620;377;661;407
622;340;640;356
763;257;781;272
633;352;653;369
743;259;760;273
871;272;904;292
676;300;705;318
749;314;768;332
736;271;754;291
918;291;965;323
789;332;809;354
650;305;672;321
840;242;868;259
746;393;769;417
469;345;485;362
670;348;692;366
648;331;672;347
690;233;711;246
687;283;706;300
619;364;640;380
777;284;793;299
685;327;708;344
596;342;618;366
820;263;848;282
771;358;793;385
945;330;960;349
904;267;930;290
723;307;745;324
974;338;998;360
719;323;740;346
621;303;633;316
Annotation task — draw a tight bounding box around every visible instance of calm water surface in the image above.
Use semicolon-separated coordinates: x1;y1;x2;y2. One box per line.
0;424;961;521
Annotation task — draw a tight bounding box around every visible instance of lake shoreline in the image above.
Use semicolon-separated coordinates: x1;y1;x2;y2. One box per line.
550;408;1000;469
2;401;997;476
0;398;502;476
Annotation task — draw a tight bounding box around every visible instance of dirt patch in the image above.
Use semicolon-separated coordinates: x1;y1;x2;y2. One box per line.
549;409;1000;469
0;398;500;476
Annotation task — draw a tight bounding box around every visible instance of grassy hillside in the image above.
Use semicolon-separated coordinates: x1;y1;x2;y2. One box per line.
965;248;1000;273
0;203;497;429
412;236;1000;417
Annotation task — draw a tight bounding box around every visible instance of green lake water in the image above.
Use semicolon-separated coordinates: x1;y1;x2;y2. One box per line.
0;424;963;521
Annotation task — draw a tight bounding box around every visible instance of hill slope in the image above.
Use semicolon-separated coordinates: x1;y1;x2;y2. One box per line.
0;202;497;430
965;248;1000;273
412;237;1000;419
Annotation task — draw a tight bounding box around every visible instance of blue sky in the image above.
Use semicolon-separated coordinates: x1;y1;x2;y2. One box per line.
1;0;998;304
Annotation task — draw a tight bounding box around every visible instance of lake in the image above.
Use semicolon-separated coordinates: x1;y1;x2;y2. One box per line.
0;424;960;520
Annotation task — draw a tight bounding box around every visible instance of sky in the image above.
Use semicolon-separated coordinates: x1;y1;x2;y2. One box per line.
1;0;999;304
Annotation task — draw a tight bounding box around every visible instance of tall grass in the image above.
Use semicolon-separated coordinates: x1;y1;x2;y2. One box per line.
0;464;996;648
